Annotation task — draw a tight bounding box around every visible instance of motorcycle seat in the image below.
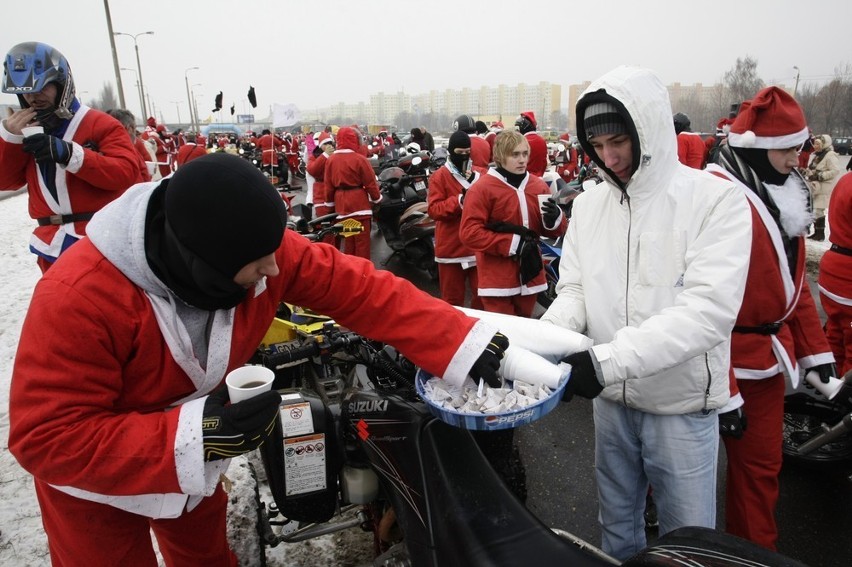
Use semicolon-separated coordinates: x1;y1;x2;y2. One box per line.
418;419;612;566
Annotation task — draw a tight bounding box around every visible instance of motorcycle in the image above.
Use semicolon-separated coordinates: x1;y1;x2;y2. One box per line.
230;310;809;567
372;161;437;279
783;370;852;469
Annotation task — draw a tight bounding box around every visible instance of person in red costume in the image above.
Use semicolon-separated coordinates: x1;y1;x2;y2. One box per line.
255;128;284;183
428;130;485;309
453;114;491;168
175;142;208;167
555;132;579;182
325;126;382;259
8;152;508;566
514;111;548;177
819;172;852;375
105;108;152;182
0;41;143;273
460;130;566;317
706;86;835;550
673;112;706;169
306;132;335;218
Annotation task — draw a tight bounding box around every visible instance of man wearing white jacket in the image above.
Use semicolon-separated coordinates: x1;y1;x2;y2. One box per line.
541;66;752;560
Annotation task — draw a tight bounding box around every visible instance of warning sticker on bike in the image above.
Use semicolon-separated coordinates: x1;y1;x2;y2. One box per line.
284;433;327;496
281;400;314;437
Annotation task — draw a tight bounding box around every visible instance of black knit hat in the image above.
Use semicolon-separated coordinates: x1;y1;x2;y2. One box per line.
448;130;471;153
165;152;288;279
584;101;628;140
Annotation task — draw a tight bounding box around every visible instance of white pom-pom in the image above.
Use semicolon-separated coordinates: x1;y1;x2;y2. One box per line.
740;130;756;147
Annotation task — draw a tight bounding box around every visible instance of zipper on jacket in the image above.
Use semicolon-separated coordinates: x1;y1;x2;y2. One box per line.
702;353;712;414
622;193;632;407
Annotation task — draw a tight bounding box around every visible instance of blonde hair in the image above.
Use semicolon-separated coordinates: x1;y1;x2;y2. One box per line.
492;130;529;167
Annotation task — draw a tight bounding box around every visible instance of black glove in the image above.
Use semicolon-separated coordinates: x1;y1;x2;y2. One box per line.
515;232;543;285
560;350;604;402
718;407;747;439
807;362;837;384
22;133;73;166
202;386;282;461
469;332;509;388
541;197;560;227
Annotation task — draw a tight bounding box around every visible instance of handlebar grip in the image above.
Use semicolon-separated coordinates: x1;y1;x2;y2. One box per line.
263;341;320;368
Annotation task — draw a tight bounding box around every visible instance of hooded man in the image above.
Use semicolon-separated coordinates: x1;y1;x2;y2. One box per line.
673;112;706;169
706;86;835;550
325;126;382;259
540;66;752;560
0;41;143;273
428;130;485;310
8;152;508;565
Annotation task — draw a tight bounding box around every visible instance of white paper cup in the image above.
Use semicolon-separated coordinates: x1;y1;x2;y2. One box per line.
225;365;275;403
145;161;157;176
805;370;845;400
21;126;44;137
537;194;550;215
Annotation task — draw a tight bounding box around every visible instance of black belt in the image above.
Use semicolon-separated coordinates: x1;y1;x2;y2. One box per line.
335;185;362;190
36;212;96;226
733;322;783;335
830;243;852;256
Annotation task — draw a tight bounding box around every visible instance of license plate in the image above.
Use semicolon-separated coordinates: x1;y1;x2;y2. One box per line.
415;180;426;190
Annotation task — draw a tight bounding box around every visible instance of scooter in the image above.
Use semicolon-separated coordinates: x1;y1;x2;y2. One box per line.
372;161;437;280
236;317;809;567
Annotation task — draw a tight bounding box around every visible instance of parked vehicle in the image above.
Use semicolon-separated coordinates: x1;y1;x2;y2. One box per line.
832;137;851;156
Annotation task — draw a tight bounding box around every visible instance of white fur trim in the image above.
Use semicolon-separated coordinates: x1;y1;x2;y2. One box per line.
175;396;230;496
728;126;809;150
441;319;499;387
718;392;744;413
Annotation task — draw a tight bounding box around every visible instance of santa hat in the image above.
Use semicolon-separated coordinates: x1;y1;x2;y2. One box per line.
727;87;808;149
317;131;334;147
147;117;157;128
520;111;537;128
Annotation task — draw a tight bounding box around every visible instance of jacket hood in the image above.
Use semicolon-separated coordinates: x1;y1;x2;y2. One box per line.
86;181;172;298
576;66;679;198
336;126;360;151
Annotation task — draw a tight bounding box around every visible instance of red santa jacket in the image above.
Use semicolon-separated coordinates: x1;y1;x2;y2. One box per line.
708;166;832;388
819;173;852;304
9;224;495;518
470;135;492;169
677;132;707;169
524;132;549;177
325;127;381;218
0;106;142;261
256;134;284;167
306;152;332;215
427;164;484;263
459;169;566;296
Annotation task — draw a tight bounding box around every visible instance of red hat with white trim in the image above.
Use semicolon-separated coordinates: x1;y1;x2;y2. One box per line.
317;131;334;147
727;87;808;149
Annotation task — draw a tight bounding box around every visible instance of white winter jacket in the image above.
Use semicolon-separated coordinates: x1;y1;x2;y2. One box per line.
541;67;752;415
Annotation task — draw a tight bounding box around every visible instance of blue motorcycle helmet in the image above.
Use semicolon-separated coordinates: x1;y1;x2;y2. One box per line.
3;42;76;124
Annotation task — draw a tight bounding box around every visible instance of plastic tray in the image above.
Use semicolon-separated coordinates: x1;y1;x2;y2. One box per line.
415;369;567;431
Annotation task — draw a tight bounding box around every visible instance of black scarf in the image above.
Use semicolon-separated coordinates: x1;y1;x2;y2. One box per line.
717;144;803;278
495;167;526;188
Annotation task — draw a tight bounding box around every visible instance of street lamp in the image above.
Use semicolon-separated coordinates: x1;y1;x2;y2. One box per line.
114;31;154;119
120;67;143;118
191;84;203;135
170;101;182;125
793;66;801;98
184;66;199;133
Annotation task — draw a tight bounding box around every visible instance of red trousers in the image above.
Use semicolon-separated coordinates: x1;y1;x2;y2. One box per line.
722;374;785;550
480;294;538;318
341;215;372;260
819;293;852;375
34;480;238;566
438;263;483;310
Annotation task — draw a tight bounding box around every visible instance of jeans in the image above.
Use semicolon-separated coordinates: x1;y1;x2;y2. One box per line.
593;397;719;561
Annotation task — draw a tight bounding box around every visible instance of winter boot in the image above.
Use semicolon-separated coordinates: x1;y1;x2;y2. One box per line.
808;216;825;241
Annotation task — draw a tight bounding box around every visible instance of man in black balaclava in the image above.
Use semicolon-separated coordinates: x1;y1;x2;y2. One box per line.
10;152;510;565
447;130;473;179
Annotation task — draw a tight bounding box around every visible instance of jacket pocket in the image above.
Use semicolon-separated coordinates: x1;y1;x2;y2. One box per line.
637;230;686;287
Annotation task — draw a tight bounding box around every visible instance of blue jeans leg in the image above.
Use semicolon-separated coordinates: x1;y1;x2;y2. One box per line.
593;397;718;561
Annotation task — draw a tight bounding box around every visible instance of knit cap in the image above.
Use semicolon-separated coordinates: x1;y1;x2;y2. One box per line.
583;102;627;140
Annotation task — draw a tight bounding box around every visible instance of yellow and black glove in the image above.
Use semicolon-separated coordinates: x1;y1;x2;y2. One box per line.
201;386;281;461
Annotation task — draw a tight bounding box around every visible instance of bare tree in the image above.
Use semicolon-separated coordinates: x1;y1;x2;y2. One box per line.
724;56;765;107
90;82;119;111
797;83;820;129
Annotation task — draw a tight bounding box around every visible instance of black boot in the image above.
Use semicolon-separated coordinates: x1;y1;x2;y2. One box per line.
808;216;825;241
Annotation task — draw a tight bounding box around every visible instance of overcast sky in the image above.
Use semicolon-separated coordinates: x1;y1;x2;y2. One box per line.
2;0;849;125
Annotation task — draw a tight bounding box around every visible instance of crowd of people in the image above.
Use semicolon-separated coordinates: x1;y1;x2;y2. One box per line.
1;39;851;565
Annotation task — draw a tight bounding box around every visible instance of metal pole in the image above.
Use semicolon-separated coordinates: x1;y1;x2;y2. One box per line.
120;68;142;119
185;67;199;134
102;0;126;108
793;66;801;98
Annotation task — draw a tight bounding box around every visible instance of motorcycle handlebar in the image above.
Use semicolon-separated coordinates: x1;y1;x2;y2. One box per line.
261;329;364;369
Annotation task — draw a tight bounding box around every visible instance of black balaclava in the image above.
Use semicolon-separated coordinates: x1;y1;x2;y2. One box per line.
448;130;471;175
732;147;789;186
145;152;288;311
